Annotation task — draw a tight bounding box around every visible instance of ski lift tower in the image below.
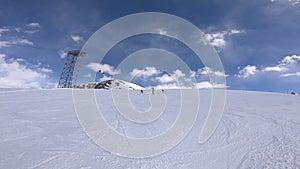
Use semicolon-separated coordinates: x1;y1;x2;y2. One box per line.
57;50;85;88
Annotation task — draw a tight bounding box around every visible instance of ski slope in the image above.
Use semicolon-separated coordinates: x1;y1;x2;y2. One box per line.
0;89;299;168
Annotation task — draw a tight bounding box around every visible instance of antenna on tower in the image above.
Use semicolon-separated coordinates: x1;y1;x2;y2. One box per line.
57;50;85;88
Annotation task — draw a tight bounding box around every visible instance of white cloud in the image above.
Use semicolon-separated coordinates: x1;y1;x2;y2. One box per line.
211;83;228;88
172;69;185;78
71;35;84;43
236;54;300;79
0;54;53;88
86;63;120;76
26;22;40;28
38;67;53;73
204;32;226;48
291;1;299;6
152;81;227;89
0;26;34;47
24;30;39;34
169;69;194;86
130;67;161;78
129;66;227;89
0;38;34;48
262;55;300;73
270;0;300;6
0;28;9;37
195;81;227;89
190;70;196;77
0;41;10;47
155;69;190;84
236;65;258;79
204;29;243;48
214;71;228;77
197;67;228;77
16;58;25;62
154;69;188;85
157;28;168;35
229;29;241;35
58;50;68;59
155;74;175;83
280;72;300;77
281;55;300;64
151;83;196;90
196;81;213;88
15;27;21;32
11;38;33;45
263;66;287;72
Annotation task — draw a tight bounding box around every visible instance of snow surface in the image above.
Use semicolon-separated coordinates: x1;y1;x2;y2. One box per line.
120;80;145;90
0;89;299;168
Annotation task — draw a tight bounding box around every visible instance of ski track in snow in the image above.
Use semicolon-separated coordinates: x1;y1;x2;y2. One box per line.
0;89;299;168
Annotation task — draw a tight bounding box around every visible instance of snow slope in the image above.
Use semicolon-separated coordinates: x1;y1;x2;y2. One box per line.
77;79;145;90
0;89;299;168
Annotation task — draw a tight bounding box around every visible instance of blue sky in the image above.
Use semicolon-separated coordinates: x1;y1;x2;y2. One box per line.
0;0;300;93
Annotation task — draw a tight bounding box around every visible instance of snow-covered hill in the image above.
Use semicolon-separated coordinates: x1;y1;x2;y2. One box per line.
74;79;145;90
94;79;145;90
0;89;299;168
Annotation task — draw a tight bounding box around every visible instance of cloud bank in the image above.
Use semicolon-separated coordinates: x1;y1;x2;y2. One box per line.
0;54;54;88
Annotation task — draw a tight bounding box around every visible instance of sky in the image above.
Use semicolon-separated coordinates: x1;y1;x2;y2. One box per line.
0;0;300;93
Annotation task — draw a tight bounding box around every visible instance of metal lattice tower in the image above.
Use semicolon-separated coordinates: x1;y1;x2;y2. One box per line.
57;50;85;88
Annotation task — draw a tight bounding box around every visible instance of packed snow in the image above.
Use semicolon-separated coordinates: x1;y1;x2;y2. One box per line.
0;89;299;168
